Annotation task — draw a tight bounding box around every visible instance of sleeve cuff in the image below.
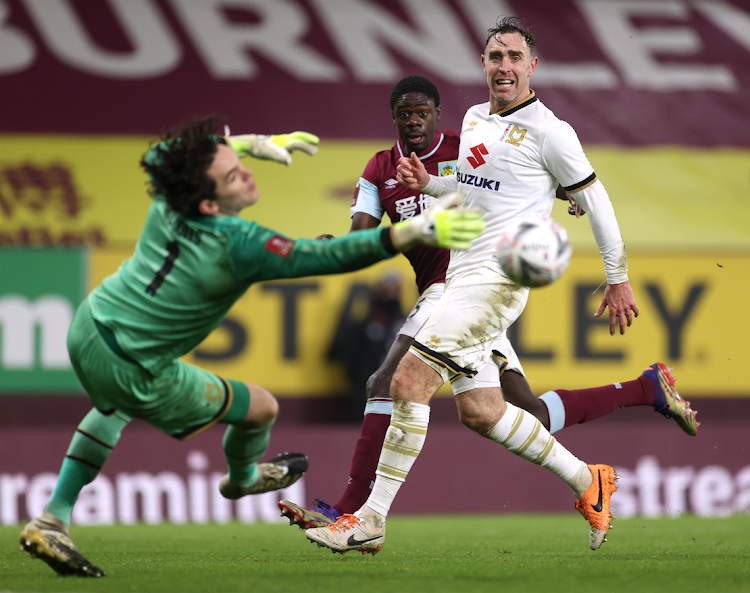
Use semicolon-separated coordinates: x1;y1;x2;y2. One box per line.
606;273;629;285
380;227;398;254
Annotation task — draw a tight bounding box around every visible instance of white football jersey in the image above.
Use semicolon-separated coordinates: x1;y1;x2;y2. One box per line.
449;92;596;277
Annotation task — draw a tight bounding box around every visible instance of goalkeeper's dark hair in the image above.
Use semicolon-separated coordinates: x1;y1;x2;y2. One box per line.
389;76;440;111
140;115;226;218
485;16;535;56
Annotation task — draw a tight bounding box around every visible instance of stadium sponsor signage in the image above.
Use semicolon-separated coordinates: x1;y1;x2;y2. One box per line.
612;456;750;519
73;249;749;398
0;450;304;526
7;459;747;524
1;247;746;397
0;162;106;246
179;252;749;398
2;138;747;252
0;136;393;246
0;136;152;246
1;0;748;145
0;423;747;524
0;249;84;393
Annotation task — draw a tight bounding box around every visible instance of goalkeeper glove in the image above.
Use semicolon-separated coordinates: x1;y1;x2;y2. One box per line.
390;193;485;251
225;126;319;165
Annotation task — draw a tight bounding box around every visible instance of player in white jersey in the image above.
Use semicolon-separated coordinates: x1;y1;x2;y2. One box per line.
450;97;622;276
307;16;636;556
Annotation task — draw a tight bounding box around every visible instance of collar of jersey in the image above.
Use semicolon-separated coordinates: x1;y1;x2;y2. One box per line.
396;131;444;161
490;90;537;117
188;213;245;231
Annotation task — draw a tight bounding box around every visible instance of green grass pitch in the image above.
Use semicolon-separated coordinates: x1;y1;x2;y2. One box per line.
2;515;749;593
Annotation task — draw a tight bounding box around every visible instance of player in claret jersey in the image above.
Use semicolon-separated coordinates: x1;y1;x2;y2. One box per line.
280;75;698;539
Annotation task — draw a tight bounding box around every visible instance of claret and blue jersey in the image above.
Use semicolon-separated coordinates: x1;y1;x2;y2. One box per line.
351;130;460;294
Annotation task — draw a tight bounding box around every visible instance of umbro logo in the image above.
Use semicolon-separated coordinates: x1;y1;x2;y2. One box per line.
385;179;398;189
467;143;488;169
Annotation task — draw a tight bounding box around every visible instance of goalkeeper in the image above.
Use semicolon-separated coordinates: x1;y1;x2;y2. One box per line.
19;116;484;578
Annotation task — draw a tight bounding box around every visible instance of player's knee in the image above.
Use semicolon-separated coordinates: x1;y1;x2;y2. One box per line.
390;355;440;404
458;410;487;434
259;391;279;425
266;395;280;423
456;397;503;435
389;368;410;401
242;384;278;428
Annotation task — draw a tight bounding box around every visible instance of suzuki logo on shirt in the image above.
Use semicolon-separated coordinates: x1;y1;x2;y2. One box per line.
467;144;488;169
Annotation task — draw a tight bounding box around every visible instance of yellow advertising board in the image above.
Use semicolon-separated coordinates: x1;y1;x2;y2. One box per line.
2;135;749;251
4;134;749;397
505;251;750;397
0;135;390;246
89;248;750;398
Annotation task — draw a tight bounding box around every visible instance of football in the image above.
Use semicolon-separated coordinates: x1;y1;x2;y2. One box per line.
496;216;572;288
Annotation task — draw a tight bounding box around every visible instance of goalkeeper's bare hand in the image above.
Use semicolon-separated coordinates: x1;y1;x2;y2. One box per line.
391;193;485;251
226;127;319;165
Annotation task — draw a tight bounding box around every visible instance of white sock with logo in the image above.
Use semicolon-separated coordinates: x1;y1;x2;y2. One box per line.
484;402;591;497
364;400;430;517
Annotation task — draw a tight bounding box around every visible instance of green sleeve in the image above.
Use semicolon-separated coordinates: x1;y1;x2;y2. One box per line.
226;222;395;283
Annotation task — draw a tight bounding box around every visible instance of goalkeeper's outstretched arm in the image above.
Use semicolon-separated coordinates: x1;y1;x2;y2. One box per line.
225;127;320;165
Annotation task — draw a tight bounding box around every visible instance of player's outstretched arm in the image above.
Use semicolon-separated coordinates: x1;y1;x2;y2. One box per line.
390;192;484;251
316;213;380;241
237;195;483;284
594;280;640;336
226;128;319;165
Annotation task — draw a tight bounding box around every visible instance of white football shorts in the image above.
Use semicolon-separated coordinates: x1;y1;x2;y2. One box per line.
399;276;526;396
397;282;444;339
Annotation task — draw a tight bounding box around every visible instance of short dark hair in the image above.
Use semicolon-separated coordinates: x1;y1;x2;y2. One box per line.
389;76;440;111
141;115;225;217
484;16;535;56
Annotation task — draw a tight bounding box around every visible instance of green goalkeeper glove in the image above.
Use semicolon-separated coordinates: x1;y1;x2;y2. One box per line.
390;193;485;251
225;127;319;165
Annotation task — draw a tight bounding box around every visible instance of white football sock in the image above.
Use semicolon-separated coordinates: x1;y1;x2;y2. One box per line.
485;402;590;496
365;400;430;516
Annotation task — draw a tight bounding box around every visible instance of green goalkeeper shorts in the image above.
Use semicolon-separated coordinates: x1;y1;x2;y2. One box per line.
67;298;249;440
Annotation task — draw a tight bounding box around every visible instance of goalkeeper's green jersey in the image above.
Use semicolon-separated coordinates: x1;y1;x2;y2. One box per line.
88;198;394;375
